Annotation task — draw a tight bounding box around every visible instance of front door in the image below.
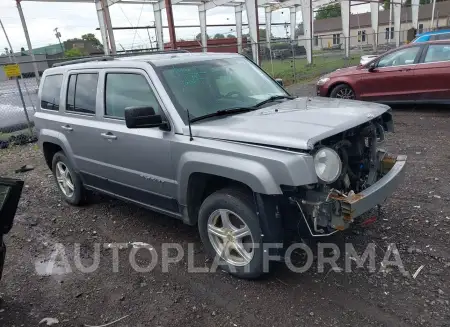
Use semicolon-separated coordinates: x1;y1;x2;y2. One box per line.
413;43;450;101
358;45;423;102
95;69;178;215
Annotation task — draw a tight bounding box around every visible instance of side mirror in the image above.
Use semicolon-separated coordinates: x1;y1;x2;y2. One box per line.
368;62;376;72
275;78;284;87
125;106;163;129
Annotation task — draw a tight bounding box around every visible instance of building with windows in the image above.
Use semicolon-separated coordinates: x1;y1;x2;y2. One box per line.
312;1;450;50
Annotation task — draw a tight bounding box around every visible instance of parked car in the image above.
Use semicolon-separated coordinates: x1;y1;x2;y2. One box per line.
317;40;450;104
412;29;450;43
0;177;24;281
35;52;406;278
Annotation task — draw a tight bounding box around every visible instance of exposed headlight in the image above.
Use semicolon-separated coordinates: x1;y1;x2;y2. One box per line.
313;147;342;183
316;77;330;86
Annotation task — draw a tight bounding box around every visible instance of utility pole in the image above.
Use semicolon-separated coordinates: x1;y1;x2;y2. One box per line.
54;27;64;54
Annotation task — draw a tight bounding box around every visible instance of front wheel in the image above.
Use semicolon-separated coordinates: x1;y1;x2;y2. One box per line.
330;84;356;99
198;188;265;279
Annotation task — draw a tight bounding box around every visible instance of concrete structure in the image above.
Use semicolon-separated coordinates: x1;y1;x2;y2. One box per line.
312;1;450;51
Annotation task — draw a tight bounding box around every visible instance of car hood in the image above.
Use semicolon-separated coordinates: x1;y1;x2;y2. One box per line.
185;97;390;150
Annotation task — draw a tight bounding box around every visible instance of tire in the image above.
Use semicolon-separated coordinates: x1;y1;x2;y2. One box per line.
198;188;265;279
52;151;85;206
329;84;356;99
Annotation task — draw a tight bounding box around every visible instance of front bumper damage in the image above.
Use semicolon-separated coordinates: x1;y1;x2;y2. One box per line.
294;154;407;237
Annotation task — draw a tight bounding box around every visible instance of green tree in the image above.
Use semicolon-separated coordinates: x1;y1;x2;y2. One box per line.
315;3;341;20
64;48;86;58
213;33;225;39
226;34;235;38
195;33;210;40
81;33;102;46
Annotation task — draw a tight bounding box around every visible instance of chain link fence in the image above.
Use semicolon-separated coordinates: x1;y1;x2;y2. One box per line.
1;32;411;146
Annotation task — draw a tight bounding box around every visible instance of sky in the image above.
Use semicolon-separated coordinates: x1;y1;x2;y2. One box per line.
0;0;370;53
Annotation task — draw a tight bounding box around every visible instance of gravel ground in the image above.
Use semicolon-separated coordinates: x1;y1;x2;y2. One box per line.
0;94;449;326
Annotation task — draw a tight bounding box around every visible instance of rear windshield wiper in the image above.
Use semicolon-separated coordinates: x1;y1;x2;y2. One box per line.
253;95;295;108
190;107;258;123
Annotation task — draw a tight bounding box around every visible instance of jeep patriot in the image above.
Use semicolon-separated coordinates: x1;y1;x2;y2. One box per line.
35;51;407;278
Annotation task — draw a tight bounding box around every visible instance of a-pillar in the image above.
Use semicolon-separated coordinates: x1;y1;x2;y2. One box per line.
153;4;164;50
265;7;272;49
370;1;379;51
199;8;207;52
95;0;110;55
235;5;244;53
16;0;40;84
340;0;350;58
300;0;312;63
245;0;259;65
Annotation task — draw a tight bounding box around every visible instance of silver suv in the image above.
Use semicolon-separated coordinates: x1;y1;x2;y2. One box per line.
35;51;406;278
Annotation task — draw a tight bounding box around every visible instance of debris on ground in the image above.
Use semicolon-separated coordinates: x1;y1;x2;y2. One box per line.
84;314;130;327
39;317;60;326
14;164;34;173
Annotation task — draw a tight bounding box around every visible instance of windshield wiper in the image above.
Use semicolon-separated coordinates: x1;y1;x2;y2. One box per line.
253;95;296;108
189;95;295;124
190;107;258;123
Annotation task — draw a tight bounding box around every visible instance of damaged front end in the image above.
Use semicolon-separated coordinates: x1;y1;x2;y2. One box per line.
284;114;407;237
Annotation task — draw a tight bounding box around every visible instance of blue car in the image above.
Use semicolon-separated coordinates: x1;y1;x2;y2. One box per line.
412;29;450;42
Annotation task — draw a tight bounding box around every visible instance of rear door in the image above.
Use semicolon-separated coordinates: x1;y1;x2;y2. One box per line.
61;71;110;187
413;43;450;102
95;69;178;214
358;45;424;102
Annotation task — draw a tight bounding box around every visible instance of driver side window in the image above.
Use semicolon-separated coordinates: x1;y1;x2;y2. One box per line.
377;46;421;68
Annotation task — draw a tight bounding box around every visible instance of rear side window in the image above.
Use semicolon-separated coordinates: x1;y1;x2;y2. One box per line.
430;33;450;41
66;73;98;114
424;44;450;63
104;73;160;119
41;74;63;110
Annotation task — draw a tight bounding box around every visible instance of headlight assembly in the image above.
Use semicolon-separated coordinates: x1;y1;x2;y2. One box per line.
316;77;330;86
313;147;342;183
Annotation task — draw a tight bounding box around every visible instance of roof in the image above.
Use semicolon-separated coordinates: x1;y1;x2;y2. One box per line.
45;52;241;72
314;1;450;34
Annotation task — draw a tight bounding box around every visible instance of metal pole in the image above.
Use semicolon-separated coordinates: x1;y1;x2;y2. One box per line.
16;0;40;85
430;0;436;30
0;19;33;137
164;0;177;49
310;0;314;65
101;0;117;54
388;1;392;43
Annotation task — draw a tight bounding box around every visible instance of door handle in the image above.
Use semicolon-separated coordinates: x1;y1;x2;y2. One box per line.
101;132;117;140
61;125;73;131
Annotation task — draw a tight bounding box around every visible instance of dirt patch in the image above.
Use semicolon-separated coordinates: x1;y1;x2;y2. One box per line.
0;107;449;327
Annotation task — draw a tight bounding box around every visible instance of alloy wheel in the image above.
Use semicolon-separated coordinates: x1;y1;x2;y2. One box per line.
55;161;75;198
207;209;254;266
335;87;355;99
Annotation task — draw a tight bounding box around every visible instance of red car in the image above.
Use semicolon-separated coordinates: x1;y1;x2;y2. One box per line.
317;40;450;104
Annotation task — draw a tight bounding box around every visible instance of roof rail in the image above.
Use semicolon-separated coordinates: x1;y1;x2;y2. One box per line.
52;56;114;67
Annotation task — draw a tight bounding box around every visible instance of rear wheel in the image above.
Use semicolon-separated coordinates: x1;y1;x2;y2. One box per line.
198;188;265;279
52;152;85;206
330;84;355;99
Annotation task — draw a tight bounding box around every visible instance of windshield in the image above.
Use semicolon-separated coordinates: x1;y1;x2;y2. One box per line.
154;57;288;123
